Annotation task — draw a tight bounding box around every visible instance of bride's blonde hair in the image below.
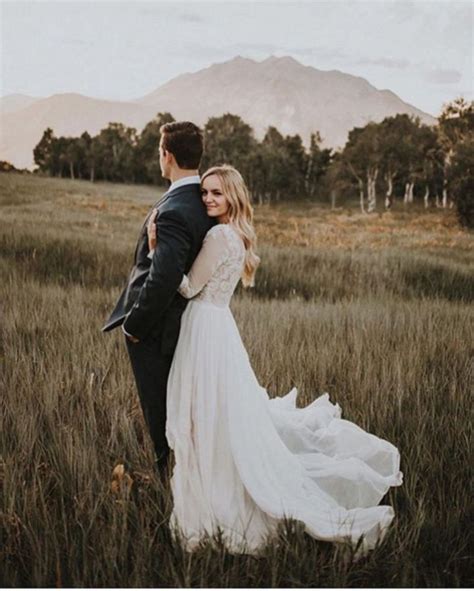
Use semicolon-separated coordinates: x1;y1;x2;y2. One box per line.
201;165;260;287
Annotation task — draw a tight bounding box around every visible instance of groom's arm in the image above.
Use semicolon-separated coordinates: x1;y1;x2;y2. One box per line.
122;209;191;341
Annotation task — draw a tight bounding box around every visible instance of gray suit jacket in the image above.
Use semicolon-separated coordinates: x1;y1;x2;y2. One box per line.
102;183;215;353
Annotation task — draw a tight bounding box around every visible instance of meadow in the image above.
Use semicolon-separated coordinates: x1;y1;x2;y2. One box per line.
1;172;473;587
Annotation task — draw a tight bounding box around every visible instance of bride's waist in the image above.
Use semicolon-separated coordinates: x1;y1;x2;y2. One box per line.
188;298;230;311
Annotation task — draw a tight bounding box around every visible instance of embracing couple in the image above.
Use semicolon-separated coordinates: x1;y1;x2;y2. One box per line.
103;121;402;555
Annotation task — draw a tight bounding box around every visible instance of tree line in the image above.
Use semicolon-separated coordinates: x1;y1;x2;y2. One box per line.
32;98;473;226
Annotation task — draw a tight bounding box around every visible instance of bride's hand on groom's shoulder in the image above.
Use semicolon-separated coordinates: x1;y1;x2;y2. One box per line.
147;209;158;252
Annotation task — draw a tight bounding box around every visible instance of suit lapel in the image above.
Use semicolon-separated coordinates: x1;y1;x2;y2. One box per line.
141;189;171;231
133;192;166;263
134;183;200;263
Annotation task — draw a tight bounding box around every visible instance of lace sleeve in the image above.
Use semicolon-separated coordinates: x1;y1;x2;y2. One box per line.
178;225;229;299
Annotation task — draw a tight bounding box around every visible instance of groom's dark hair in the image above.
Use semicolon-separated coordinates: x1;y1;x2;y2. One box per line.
160;121;203;169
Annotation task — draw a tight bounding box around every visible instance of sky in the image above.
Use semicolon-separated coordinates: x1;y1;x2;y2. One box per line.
1;0;472;116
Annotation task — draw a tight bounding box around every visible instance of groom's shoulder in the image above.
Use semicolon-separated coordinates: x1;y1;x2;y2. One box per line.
160;184;209;225
163;184;201;209
169;183;201;200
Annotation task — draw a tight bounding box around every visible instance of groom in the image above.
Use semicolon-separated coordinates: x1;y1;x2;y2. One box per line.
102;121;215;478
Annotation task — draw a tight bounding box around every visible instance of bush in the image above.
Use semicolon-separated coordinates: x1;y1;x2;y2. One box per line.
0;160;19;173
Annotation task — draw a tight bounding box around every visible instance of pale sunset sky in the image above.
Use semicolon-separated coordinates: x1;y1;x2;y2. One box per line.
1;0;472;116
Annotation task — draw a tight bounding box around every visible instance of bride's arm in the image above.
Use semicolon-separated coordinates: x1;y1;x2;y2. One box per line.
178;226;226;299
147;214;227;299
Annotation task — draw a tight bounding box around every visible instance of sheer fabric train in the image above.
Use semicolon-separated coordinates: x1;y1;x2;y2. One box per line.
166;224;403;554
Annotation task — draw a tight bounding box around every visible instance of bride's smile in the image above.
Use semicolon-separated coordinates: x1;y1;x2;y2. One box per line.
202;174;230;223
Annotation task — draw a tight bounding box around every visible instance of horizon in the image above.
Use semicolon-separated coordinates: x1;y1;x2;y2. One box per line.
1;0;472;117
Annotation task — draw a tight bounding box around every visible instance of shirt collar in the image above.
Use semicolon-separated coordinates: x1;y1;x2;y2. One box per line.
168;175;201;193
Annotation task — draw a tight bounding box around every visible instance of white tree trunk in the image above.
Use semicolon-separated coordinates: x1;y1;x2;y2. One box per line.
359;179;366;214
367;167;378;213
403;182;410;203
368;179;375;212
408;181;414;203
384;173;394;210
442;150;452;208
347;161;366;213
442;185;448;208
424;185;430;208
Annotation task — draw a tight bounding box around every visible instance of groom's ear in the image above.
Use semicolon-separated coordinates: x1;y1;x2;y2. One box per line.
166;150;177;167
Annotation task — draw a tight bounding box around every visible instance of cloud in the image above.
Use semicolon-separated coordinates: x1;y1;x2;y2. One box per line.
289;46;349;61
67;38;87;47
425;68;463;84
137;5;204;23
177;42;281;62
227;43;281;55
353;57;411;69
387;1;418;24
179;12;204;23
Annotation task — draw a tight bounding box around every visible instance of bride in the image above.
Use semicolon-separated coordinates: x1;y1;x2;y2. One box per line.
147;164;403;556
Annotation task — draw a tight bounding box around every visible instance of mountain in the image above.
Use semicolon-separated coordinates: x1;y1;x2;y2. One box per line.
0;56;436;169
0;94;40;114
0;94;157;169
137;56;435;147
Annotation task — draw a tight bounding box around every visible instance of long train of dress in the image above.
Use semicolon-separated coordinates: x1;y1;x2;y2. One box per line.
166;298;403;555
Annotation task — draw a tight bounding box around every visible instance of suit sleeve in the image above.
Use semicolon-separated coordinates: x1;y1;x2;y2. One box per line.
123;209;192;340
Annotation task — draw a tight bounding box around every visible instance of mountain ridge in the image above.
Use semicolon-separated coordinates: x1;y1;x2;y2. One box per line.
0;55;436;169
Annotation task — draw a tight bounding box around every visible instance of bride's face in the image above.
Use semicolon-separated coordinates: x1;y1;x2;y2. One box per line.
201;175;230;221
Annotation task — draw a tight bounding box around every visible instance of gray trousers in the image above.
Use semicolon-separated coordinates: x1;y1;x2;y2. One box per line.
125;336;173;470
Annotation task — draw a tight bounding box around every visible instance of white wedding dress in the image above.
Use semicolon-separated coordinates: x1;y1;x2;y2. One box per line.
166;223;403;555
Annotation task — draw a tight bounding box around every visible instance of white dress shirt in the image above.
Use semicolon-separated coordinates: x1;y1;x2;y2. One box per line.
166;174;200;193
122;174;201;340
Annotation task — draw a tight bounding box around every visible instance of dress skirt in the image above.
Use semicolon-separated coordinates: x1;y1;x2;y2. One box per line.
166;299;403;555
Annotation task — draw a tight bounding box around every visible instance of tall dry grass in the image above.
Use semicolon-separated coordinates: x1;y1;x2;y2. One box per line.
1;173;473;586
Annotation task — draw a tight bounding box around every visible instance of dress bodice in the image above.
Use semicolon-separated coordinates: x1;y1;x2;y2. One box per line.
178;223;246;307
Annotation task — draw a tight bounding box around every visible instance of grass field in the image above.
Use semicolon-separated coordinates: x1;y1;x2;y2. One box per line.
1;172;473;587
